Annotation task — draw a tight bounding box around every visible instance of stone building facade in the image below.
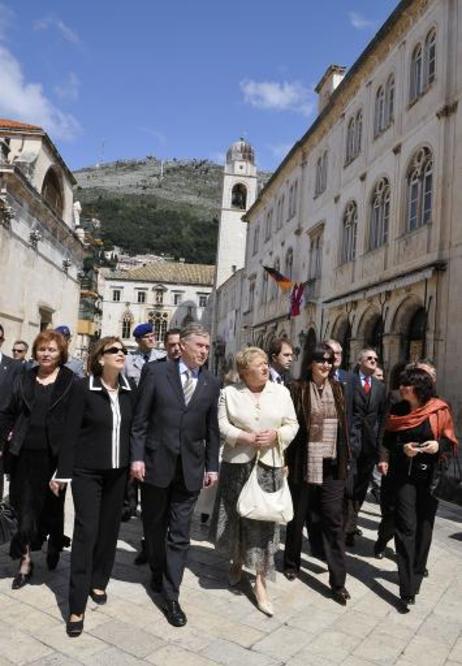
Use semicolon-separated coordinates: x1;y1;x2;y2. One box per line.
213;0;462;426
0;119;84;348
99;261;214;350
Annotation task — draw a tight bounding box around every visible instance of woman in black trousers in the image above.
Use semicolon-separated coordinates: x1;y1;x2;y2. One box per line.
0;330;75;588
284;343;351;605
51;336;137;637
379;367;457;613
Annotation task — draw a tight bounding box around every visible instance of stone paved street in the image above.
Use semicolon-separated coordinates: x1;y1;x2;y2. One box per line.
0;495;461;665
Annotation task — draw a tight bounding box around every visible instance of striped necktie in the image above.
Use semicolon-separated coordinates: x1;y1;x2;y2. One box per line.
183;369;195;405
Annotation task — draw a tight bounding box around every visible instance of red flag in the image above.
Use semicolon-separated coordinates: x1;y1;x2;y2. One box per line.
290;283;304;317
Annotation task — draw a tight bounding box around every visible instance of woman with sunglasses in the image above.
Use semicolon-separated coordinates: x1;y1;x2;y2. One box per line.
283;342;351;605
50;337;137;637
379;367;457;613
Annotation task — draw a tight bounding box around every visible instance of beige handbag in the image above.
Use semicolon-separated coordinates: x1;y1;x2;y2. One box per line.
237;437;293;524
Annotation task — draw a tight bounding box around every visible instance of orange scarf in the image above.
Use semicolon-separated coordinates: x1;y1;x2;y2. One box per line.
386;397;458;450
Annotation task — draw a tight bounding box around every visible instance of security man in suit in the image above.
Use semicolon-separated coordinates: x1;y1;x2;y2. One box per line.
345;348;387;546
124;323;166;385
0;323;22;499
130;323;220;627
268;338;294;385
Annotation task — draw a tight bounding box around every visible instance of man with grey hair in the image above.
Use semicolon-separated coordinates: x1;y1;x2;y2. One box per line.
345;347;387;547
130;323;220;627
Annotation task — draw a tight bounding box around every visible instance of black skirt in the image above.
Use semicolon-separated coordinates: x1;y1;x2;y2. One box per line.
8;449;58;558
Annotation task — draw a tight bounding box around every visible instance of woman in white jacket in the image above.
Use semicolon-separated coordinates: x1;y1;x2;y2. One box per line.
210;347;298;616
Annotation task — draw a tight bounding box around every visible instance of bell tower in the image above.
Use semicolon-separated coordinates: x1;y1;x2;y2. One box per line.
214;138;257;289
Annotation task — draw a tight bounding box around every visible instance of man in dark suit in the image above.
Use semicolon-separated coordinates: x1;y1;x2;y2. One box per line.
345;348;387;546
268;338;294;385
0;324;22;498
325;338;354;426
130;323;220;627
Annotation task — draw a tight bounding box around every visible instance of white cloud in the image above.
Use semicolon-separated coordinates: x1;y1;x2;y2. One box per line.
0;46;80;140
33;15;80;44
240;79;314;116
267;142;293;161
54;71;80;101
348;11;376;30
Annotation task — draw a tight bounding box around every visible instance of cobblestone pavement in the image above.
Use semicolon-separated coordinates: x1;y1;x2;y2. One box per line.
0;495;461;665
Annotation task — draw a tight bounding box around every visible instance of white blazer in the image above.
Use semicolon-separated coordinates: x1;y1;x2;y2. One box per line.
219;381;299;466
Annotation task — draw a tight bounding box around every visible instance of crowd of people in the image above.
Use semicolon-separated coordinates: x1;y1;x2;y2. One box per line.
0;320;458;639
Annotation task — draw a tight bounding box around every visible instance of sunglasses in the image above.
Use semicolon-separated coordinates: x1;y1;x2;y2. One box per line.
12;348;26;353
103;346;128;356
313;358;333;366
366;356;378;362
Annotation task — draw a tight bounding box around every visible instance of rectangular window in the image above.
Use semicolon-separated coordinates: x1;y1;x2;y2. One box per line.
174;293;182;305
112;289;121;302
137;291;146;304
199;295;208;308
252;225;260;255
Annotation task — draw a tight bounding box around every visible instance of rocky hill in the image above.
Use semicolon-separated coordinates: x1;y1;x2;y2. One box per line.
74;157;269;264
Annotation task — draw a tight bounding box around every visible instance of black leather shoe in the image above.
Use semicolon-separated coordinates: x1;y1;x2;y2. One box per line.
66;615;84;637
162;600;187;627
283;570;297;581
345;533;355;547
47;547;60;571
423;568;429;578
374;540;386;559
332;587;350;606
89;589;107;605
150;575;162;593
134;539;148;565
12;561;34;590
398;596;415;614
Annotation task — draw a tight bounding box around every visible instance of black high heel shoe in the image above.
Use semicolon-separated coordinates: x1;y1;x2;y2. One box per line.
46;545;60;571
12;560;34;590
66;615;84;637
89;589;107;605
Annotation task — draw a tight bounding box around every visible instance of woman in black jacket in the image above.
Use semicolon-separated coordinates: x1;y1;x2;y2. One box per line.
284;343;351;605
0;330;75;588
51;336;137;637
379;367;458;613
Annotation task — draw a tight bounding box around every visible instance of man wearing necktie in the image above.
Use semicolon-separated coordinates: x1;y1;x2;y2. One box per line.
130;324;220;627
345;348;387;546
268;338;294;386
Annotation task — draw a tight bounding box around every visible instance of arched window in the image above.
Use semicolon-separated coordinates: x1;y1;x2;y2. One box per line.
385;74;395;126
410;43;423;102
150;311;169;340
285;247;293;280
314;151;328;196
369;178;390;250
341;201;358;264
276;195;285;230
406;147;433;232
264;209;273;241
231;183;247;210
346;117;355;163
355;110;362;155
121;313;132;339
272;258;280;299
374;86;385;137
260;269;268;304
424;29;436;88
41;167;63;217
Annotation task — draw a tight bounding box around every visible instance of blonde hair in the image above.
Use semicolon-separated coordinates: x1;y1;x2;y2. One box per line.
235;347;268;376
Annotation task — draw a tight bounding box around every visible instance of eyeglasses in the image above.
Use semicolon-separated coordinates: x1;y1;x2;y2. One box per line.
314;358;333;366
103;346;128;356
366;356;378;362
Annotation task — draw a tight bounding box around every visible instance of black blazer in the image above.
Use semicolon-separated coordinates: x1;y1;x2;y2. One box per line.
0;354;22;411
57;374;137;478
0;365;75;457
130;360;220;492
349;373;387;459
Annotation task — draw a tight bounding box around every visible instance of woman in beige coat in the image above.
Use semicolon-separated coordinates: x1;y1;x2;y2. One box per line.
210;347;298;616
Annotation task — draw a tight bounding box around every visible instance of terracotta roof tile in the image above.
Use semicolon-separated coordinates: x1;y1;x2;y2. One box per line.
0;118;43;132
103;262;215;286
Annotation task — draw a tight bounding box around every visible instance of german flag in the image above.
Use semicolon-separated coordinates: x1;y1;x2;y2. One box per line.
263;266;294;291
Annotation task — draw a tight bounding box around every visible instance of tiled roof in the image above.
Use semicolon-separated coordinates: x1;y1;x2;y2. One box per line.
103;262;215;286
0;118;43;132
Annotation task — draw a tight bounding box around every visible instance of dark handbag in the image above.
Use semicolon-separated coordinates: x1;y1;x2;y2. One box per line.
0;501;17;546
433;454;462;506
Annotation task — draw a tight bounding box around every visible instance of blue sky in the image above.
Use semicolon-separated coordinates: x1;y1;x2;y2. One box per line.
0;0;398;171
